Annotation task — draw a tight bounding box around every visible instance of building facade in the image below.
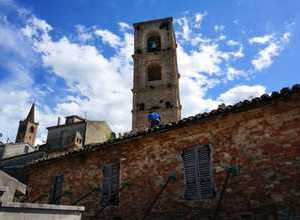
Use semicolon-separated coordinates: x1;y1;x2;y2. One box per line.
24;85;300;220
132;17;181;131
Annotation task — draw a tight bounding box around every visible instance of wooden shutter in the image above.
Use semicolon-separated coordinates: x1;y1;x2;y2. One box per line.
183;145;214;200
182;148;198;200
110;164;120;205
101;164;119;207
197;145;214;199
50;174;64;204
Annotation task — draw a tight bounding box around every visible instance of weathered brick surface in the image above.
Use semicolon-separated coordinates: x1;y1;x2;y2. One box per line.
25;93;300;219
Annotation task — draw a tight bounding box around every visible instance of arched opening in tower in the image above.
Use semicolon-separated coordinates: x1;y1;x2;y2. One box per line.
147;35;161;52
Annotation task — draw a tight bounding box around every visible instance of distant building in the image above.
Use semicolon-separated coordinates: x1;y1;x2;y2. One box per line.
0;104;39;161
0;143;36;160
42;115;112;152
15;103;38;146
1;110;112;182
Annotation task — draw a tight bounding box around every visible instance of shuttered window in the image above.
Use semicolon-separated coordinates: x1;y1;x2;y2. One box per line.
49;174;64;204
101;163;120;207
182;144;214;200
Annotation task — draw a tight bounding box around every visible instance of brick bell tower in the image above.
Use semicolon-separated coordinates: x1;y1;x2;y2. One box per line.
132;17;181;131
15;103;39;145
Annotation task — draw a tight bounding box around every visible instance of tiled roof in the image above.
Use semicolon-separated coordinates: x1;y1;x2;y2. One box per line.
26;84;300;167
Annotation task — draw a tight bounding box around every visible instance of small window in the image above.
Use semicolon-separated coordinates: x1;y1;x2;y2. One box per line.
147;35;161;52
182;144;214;200
147;64;162;81
165;101;173;108
49;174;64;204
24;145;29;153
30;126;35;133
137;103;145;111
101;163;120;207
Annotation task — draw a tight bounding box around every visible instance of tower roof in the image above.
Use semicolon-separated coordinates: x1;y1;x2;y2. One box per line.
26;103;35;123
133;17;173;27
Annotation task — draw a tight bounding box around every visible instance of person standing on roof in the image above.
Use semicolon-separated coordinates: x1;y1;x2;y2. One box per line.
148;112;161;128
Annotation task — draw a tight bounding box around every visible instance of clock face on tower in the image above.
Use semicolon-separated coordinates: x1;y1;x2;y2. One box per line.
132;17;181;132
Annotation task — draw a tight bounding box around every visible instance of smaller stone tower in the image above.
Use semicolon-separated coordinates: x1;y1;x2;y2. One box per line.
15;103;38;145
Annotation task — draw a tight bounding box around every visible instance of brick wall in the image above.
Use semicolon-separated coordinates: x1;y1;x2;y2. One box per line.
25;92;300;219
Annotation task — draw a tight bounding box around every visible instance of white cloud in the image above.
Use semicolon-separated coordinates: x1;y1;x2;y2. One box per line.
282;32;290;42
194;12;207;28
214;25;225;32
227;40;240;46
94;29;122;48
75;24;93;42
226;67;247;81
250;32;291;71
175;16;191;41
179;77;220;117
118;22;131;31
251;42;280;71
217;85;266;105
249;34;273;44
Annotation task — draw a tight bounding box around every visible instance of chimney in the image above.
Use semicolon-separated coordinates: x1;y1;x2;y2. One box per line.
57;117;61;126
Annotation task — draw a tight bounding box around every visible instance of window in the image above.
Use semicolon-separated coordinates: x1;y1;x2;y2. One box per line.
137;103;145;111
30;126;35;133
147;64;162;81
101;163;120;207
182;144;214;200
147;35;161;52
165;101;173;108
24;145;29;153
49;174;64;204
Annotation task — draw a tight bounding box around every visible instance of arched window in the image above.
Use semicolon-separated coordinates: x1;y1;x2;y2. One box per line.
30;126;35;133
147;64;162;81
147;35;161;52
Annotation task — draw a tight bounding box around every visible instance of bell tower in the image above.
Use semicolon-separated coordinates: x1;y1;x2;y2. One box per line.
15;103;39;145
132;17;181;131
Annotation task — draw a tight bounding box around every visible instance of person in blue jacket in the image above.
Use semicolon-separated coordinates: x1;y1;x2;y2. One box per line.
148;112;161;128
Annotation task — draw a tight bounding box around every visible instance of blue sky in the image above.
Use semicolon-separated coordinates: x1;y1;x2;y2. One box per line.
0;0;299;144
